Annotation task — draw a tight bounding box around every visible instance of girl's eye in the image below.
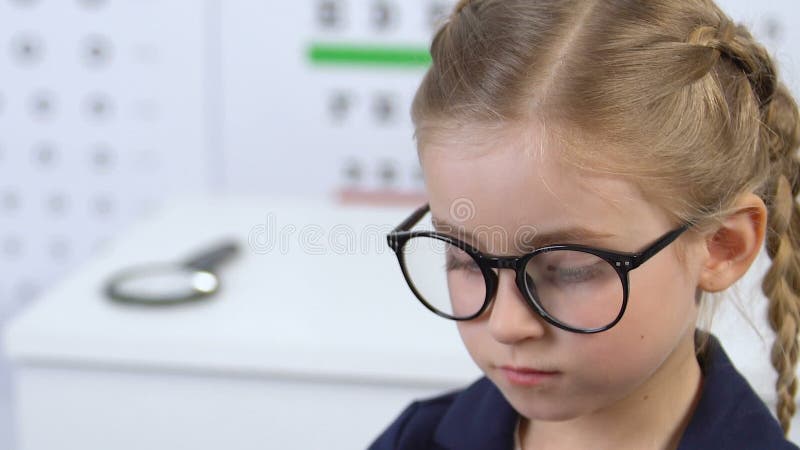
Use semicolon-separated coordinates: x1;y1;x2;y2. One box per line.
547;262;604;284
445;255;480;273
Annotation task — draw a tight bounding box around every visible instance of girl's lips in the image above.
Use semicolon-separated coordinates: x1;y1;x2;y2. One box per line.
500;366;560;386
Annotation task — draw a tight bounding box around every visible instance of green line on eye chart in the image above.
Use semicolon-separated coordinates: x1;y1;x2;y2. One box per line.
308;43;432;68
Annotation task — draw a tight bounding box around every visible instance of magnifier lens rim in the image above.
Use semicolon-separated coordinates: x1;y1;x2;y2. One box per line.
105;264;220;305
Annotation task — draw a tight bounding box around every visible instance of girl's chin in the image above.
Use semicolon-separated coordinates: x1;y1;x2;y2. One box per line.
502;385;631;424
511;404;582;423
494;384;589;422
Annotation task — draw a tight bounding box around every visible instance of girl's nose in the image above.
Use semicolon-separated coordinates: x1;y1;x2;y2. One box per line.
487;269;548;344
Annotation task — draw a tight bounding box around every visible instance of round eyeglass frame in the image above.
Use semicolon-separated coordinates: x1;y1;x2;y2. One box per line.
386;203;691;334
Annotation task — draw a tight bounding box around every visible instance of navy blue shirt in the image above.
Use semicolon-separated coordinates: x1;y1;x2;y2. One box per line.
369;334;798;449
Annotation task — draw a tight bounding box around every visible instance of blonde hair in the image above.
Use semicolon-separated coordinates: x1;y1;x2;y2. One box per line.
413;0;800;433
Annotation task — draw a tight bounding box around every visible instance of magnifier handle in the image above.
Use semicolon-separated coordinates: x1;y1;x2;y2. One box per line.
182;239;240;272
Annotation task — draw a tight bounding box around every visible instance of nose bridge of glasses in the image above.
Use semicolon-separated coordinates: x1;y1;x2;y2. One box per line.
482;255;522;271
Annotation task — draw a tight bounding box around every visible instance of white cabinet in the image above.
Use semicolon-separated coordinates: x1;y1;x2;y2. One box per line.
4;196;480;450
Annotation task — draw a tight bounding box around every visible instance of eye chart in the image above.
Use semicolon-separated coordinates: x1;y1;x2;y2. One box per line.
220;0;452;202
0;0;209;324
0;2;208;447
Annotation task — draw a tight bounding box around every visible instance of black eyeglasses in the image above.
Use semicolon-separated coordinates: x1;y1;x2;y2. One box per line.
386;203;691;334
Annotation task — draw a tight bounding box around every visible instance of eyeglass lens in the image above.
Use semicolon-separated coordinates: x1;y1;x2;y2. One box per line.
400;235;624;330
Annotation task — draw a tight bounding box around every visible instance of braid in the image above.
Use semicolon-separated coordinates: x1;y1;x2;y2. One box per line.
688;17;777;110
689;14;800;433
685;12;800;433
761;84;800;433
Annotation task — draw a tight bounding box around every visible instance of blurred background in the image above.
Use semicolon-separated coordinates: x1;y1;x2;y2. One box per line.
0;1;799;449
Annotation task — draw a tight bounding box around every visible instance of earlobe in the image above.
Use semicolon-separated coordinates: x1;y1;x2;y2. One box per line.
698;193;767;293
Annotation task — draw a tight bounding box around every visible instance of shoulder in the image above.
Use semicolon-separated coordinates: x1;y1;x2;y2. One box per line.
368;377;516;450
679;332;800;450
367;389;460;450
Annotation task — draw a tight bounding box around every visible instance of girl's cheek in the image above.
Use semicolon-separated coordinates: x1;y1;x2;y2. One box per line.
456;322;496;367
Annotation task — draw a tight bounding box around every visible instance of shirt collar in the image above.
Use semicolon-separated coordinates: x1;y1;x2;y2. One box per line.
677;331;790;449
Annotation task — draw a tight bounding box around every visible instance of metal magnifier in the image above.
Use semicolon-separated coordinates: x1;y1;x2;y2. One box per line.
103;238;241;305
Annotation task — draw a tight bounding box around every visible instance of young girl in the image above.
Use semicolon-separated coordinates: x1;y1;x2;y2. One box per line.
371;0;800;449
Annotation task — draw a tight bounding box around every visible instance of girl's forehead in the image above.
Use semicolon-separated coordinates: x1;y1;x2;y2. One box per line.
419;132;661;245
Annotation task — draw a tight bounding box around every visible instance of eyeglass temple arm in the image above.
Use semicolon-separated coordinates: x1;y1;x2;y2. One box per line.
392;203;430;232
630;224;691;269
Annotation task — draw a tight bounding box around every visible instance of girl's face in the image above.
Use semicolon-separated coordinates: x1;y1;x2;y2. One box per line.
419;124;705;422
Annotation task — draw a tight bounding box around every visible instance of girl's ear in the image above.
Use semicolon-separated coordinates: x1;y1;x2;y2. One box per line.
698;193;768;292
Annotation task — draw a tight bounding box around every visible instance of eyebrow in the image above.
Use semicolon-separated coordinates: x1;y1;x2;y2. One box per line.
430;216;616;251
